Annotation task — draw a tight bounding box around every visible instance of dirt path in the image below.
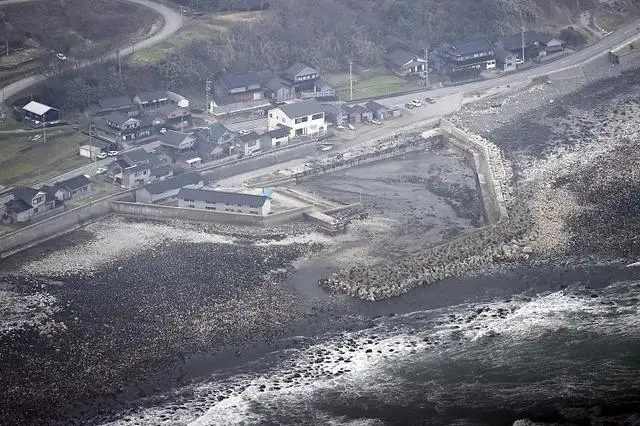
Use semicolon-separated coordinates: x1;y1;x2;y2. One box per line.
0;0;183;100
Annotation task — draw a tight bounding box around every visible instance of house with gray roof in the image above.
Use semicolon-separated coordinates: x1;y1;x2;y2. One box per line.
92;112;152;144
267;99;327;138
261;127;290;148
56;174;93;200
283;62;319;88
238;131;261;156
136;172;204;203
3;186;55;223
494;46;517;72
96;96;136;115
133;90;170;109
263;77;296;103
178;188;271;216
112;148;167;188
385;48;427;77
158;130;196;151
364;101;392;120
435;38;495;73
194;122;235;146
500;30;563;61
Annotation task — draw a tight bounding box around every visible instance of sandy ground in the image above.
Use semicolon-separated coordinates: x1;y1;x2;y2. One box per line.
299;141;484;264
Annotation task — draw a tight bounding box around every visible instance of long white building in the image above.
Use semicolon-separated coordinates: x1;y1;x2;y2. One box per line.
177;188;271;216
267;99;327;138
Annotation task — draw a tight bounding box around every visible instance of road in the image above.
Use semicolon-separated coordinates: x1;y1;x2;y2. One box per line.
0;0;183;100
379;18;640;109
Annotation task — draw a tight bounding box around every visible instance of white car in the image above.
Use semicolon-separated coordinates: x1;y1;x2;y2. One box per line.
347;123;356;131
56;53;67;61
336;125;345;131
370;119;382;125
107;150;119;156
410;99;422;107
237;130;250;135
97;152;108;160
95;167;107;175
425;97;437;104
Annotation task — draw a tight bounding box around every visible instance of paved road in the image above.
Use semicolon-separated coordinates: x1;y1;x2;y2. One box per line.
379;18;640;109
40;158;116;186
0;0;183;100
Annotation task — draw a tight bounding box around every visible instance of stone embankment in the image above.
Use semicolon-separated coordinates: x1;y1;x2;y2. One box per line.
320;122;541;301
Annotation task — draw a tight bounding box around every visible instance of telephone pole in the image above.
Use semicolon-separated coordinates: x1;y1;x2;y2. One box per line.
424;47;429;88
521;26;525;63
116;50;122;77
349;61;353;101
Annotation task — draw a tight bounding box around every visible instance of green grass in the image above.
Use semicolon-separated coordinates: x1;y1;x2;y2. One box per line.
326;71;418;101
131;10;263;65
0;129;89;186
0;115;26;131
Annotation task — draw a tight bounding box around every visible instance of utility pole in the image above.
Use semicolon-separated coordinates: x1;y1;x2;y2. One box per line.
424;47;429;88
43;121;46;144
5;40;8;56
205;78;212;113
521;26;525;63
348;61;353;102
116;50;122;77
88;115;93;163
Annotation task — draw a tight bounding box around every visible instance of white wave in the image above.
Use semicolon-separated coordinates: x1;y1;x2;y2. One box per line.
101;280;640;425
17;217;237;276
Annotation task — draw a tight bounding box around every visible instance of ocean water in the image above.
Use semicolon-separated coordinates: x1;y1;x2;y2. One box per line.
100;278;640;426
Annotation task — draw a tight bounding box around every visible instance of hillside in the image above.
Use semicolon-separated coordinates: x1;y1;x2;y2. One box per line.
0;0;161;59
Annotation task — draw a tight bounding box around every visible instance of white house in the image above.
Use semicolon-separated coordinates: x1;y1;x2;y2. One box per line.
267;99;327;138
238;132;261;156
178;187;271;216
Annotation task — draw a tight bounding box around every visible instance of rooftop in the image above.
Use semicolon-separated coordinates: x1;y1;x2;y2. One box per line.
136;90;169;103
58;174;92;191
103;111;136;126
283;62;317;79
98;96;133;110
265;127;290;139
142;172;202;194
501;31;556;51
23;101;58;116
12;186;40;204
178;187;268;207
158;130;195;148
218;71;261;89
276;99;325;119
449;39;493;56
386;48;424;67
238;131;260;142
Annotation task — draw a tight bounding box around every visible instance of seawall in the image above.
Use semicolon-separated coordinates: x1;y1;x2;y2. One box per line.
111;201;314;227
0;190;135;260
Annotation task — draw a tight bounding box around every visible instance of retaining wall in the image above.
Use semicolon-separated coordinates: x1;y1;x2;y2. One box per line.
0;190;134;259
111;201;313;227
439;118;509;223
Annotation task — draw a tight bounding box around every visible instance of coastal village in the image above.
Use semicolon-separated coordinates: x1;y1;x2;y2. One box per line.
2;0;640;424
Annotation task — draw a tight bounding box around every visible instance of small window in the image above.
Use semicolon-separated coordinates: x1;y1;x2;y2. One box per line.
311;113;323;120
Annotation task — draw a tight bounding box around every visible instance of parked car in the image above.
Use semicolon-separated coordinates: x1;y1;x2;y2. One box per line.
237;130;250;135
410;99;422;107
336;124;345;131
371;119;382;125
107;150;119;156
56;53;67;61
95;167;107;175
347;123;356;131
405;103;415;109
97;152;108;160
425;97;437;104
159;127;167;134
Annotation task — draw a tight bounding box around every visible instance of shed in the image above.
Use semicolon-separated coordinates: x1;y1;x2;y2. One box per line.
79;145;104;160
22;101;60;123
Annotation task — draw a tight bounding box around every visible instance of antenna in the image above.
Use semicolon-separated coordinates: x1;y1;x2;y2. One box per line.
349;61;353;102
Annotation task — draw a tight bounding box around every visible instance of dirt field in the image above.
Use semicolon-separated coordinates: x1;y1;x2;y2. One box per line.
299;140;483;261
326;69;419;101
0;128;88;186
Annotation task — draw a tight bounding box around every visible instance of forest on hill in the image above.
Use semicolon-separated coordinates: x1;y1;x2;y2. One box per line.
44;0;607;110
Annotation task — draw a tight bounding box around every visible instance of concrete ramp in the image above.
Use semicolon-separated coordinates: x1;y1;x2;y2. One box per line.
304;209;346;234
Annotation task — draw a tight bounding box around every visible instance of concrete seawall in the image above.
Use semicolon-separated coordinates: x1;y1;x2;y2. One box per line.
438;118;511;223
0;190;134;259
111;201;314;227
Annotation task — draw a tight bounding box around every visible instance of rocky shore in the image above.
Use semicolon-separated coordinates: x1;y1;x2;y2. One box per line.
320;61;640;301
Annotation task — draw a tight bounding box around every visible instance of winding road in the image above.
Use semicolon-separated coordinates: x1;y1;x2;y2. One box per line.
0;0;183;100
